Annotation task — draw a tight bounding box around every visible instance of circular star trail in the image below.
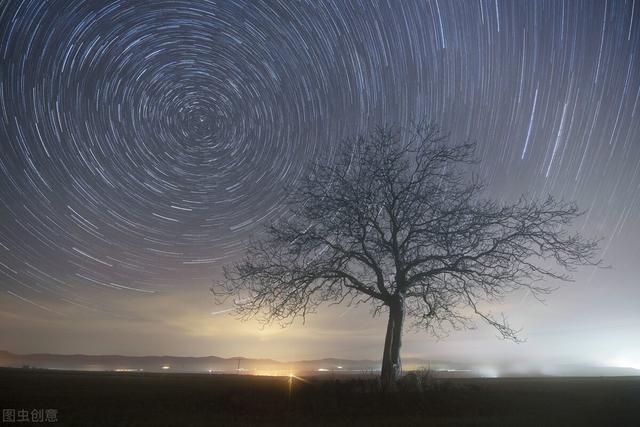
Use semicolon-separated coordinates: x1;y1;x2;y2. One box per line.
0;0;639;316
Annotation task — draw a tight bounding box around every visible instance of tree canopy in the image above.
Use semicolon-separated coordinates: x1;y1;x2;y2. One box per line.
217;122;602;388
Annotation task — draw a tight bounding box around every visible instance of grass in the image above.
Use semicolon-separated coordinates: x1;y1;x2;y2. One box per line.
1;367;639;426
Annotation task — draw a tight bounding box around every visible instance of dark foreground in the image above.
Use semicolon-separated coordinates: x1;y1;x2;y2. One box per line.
1;368;639;426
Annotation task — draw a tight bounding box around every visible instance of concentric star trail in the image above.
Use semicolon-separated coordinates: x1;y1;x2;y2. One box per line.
0;1;638;361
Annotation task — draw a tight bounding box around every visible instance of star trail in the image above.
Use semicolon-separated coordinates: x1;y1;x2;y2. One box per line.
0;0;639;362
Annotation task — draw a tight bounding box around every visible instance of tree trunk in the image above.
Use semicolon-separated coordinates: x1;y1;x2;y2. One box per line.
380;298;404;392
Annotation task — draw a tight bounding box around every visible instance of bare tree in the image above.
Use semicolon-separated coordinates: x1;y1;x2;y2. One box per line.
216;123;601;390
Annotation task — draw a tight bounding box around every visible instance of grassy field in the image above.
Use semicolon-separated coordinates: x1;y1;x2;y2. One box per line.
1;368;639;426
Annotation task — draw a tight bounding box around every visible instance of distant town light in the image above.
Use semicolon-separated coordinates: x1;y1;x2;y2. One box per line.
161;365;170;370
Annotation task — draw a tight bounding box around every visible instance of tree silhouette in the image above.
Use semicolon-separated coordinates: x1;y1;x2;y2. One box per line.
217;123;601;390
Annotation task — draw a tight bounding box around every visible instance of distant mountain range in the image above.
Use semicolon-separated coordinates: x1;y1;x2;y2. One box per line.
0;350;382;375
1;350;639;377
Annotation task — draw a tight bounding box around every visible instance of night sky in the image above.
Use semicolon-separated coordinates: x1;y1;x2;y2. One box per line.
1;0;639;369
